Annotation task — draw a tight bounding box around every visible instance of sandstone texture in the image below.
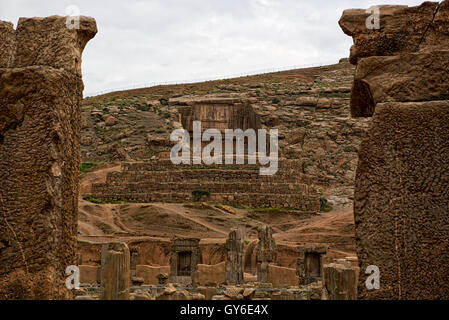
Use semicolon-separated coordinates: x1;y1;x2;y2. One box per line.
0;16;96;299
340;1;449;117
354;101;449;299
340;0;449;299
339;2;448;65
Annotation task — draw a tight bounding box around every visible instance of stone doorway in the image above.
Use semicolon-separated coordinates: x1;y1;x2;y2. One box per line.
305;252;321;278
177;251;192;277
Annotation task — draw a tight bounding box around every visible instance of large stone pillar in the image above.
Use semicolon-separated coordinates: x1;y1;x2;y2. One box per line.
225;228;244;284
0;16;96;299
256;225;276;283
339;1;449;299
100;242;130;300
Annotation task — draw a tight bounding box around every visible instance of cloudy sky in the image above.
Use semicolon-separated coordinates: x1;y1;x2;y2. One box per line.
1;0;425;95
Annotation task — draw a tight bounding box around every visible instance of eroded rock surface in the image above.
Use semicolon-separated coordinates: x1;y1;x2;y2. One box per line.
340;1;449;300
0;16;96;299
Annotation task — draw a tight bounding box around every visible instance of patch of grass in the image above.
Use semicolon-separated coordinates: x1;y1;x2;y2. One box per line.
302;162;309;174
333;92;350;98
80;162;97;173
271;97;280;104
83;196;123;204
320;198;333;212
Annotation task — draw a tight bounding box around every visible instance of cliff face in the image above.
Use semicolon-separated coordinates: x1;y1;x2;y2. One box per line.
0;16;96;299
340;1;449;299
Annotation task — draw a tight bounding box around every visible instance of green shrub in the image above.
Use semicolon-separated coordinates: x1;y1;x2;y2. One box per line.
136;103;150;111
272;97;280;104
302;162;308;174
80;162;97;173
83;196;122;204
320;198;332;212
191;190;210;202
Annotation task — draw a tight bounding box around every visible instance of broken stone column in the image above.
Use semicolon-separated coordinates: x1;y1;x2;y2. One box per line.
256;225;276;283
100;242;130;300
225;228;244;284
130;247;140;280
0;16;96;299
339;1;449;299
323;261;357;300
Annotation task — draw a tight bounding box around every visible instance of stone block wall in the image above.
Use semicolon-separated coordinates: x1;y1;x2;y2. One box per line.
89;159;321;211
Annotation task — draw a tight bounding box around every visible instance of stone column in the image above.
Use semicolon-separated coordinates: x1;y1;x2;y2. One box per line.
0;16;96;299
225;228;244;284
339;2;449;299
323;261;357;300
100;242;130;300
256;225;276;283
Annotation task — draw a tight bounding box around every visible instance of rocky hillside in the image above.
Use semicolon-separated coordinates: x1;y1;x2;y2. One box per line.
81;59;370;203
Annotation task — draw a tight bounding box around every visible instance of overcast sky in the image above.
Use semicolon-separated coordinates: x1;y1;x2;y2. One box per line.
1;0;425;95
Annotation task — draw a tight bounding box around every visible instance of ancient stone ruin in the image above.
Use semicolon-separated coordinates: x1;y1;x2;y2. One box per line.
169;237;201;285
88;96;321;210
225;228;244;285
340;0;449;299
100;242;130;300
256;225;276;283
177;98;260;134
0;16;96;299
88;159;320;210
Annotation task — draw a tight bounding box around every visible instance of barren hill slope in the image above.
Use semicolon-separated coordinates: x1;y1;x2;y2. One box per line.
81;59;369;204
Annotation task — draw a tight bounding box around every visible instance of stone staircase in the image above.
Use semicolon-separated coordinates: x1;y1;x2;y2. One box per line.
89;159;321;211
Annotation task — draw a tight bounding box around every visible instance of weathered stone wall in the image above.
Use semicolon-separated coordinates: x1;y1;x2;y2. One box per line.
268;264;299;288
198;262;226;286
340;1;449;299
0;16;96;299
177;98;260;133
136;265;170;285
